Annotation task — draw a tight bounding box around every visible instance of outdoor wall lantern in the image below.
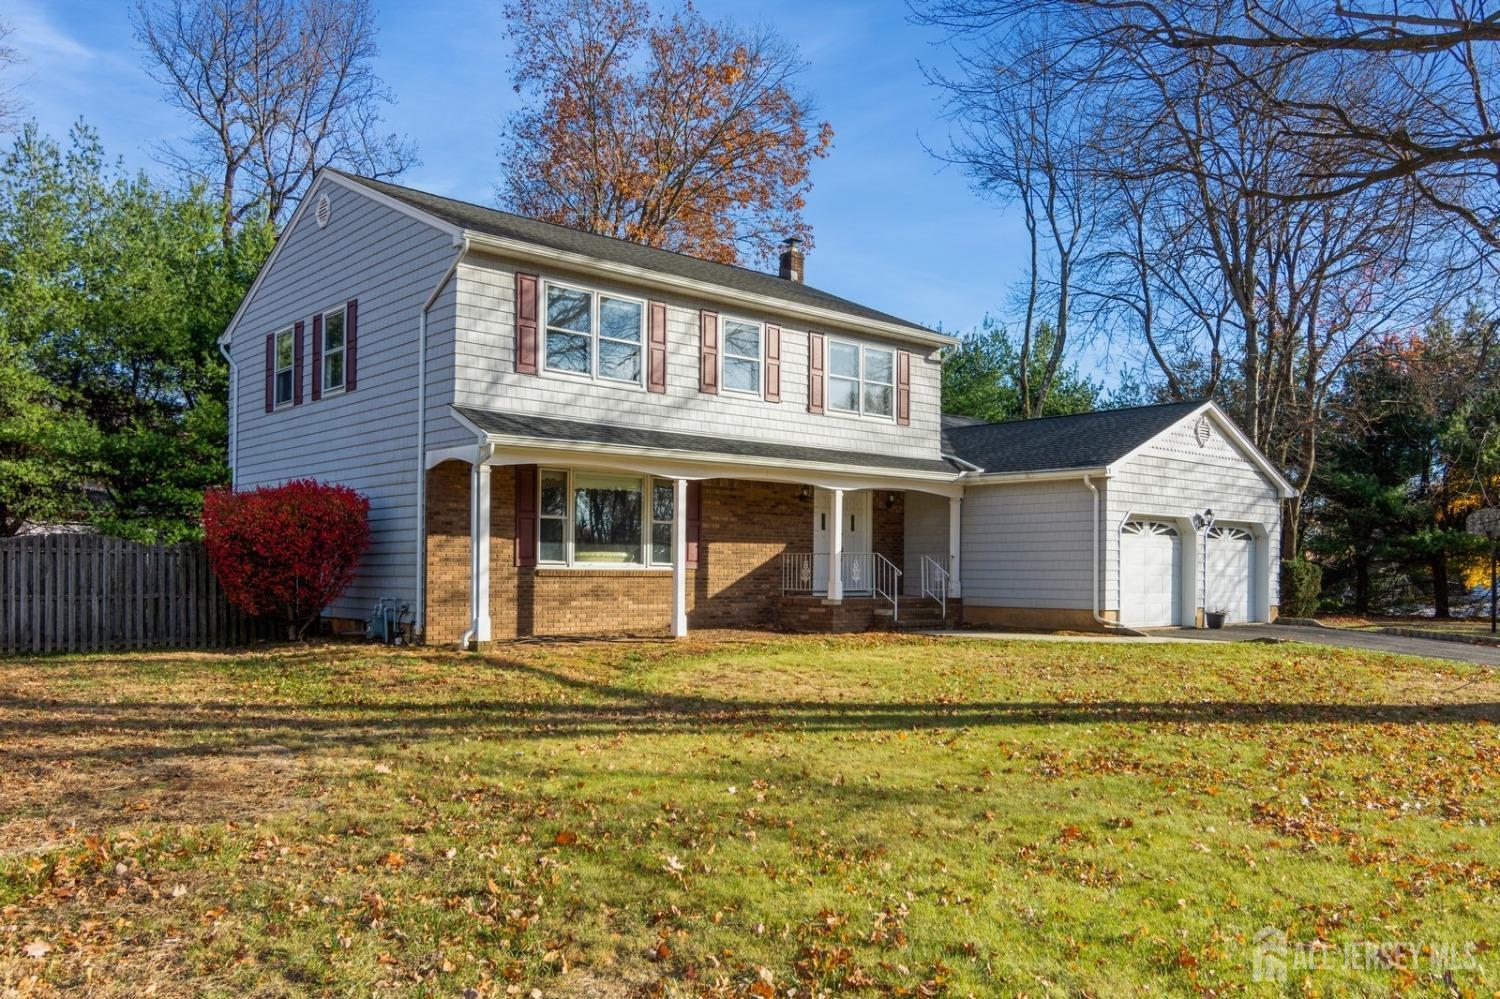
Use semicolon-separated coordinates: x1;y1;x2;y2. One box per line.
799;485;813;502
885;492;899;510
1192;509;1216;531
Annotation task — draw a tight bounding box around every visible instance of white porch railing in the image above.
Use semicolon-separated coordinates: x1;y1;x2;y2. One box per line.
921;555;951;622
779;552;902;622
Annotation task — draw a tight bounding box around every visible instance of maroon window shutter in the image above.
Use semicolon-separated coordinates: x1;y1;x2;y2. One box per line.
292;321;304;405
309;317;321;401
647;301;668;393
345;299;358;392
764;325;782;402
699;310;719;394
264;333;274;412
686;480;702;569
515;272;539;374
514;463;538;567
896;350;911;426
807;332;825;414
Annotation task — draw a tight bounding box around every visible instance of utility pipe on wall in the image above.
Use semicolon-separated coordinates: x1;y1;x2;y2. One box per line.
1082;475;1124;631
415;239;470;639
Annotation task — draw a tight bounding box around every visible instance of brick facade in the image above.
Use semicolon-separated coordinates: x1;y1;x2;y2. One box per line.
424;463;841;643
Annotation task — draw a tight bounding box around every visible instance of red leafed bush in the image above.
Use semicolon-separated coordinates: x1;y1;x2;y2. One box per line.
203;479;371;639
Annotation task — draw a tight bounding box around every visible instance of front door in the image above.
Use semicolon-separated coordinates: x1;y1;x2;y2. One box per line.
812;490;872;593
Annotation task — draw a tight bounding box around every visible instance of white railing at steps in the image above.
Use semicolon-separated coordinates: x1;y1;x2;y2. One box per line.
921;555;950;622
849;552;901;624
779;552;902;623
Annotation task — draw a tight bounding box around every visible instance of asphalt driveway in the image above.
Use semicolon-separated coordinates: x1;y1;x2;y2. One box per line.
1170;623;1500;667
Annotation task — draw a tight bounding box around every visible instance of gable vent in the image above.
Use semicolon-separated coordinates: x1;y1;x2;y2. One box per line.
1194;415;1212;447
315;193;333;229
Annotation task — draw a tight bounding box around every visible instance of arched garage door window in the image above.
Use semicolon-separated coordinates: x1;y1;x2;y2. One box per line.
1121;519;1181;627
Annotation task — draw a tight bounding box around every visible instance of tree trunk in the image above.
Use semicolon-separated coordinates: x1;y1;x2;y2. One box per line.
1354;555;1370;615
1430;553;1451;618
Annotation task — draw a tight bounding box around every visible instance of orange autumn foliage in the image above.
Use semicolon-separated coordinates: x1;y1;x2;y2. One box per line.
500;0;833;265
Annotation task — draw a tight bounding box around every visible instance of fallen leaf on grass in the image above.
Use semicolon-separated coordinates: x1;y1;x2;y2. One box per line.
24;940;52;959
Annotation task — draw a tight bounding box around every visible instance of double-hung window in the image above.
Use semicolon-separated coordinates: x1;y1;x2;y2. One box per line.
536;470;678;567
544;282;644;385
273;328;295;408
721;317;762;395
828;339;895;419
321;306;347;393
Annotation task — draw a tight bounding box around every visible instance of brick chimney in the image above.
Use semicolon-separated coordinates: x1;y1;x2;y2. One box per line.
778;236;804;283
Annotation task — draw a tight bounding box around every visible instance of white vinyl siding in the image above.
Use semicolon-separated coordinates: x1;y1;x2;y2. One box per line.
902;491;950;595
960;479;1100;609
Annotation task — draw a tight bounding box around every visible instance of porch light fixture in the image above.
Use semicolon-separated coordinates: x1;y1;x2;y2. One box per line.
1192;508;1216;531
885;492;898;510
799;485;812;502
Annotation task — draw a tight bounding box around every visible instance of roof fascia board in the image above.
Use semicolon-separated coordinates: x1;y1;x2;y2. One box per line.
462;232;956;350
450;408;963;488
1104;402;1298;498
218;171;464;347
965;467;1110;486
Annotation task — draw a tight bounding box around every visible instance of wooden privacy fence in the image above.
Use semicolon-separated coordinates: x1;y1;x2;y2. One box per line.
1;535;278;654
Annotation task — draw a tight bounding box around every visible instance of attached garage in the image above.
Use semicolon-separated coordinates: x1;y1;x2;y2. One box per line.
945;401;1297;631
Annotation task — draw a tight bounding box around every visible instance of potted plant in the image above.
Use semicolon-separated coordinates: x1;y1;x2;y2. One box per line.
1204;608;1227;629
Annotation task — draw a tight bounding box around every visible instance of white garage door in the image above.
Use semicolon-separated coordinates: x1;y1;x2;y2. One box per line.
1120;519;1181;627
1206;526;1256;623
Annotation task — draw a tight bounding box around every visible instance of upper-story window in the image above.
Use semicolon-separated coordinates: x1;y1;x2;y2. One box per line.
828;339;895;419
544;282;644;385
721;317;762;395
273;328;295;408
321;305;347;394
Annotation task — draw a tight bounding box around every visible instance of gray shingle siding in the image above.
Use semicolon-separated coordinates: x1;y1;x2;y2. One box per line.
228;179;460;621
449;251;945;461
960;480;1101;610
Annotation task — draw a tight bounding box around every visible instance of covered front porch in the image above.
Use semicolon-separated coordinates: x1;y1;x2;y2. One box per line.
423;412;964;644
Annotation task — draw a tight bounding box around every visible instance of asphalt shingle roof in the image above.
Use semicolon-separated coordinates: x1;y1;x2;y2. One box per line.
455;407;960;475
941;401;1207;474
333;171;938;338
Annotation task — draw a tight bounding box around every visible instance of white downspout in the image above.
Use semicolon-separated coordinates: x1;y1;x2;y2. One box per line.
416;238;470;640
219;340;237;487
1082;475;1124;631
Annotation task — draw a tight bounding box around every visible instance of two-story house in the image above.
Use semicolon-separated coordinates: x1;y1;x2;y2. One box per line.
220;170;1296;644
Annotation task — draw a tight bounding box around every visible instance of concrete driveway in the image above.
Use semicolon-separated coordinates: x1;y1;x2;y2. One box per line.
1168;623;1500;667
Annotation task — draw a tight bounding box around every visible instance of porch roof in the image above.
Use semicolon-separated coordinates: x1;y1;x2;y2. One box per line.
452;406;961;476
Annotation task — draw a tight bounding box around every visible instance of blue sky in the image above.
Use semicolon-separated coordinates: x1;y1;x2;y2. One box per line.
7;0;1043;345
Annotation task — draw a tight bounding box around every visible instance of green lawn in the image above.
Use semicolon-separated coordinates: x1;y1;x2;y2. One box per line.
2;635;1497;996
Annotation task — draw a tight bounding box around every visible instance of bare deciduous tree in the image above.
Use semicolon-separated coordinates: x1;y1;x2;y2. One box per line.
931;30;1101;416
0;19;22;132
134;0;416;237
916;0;1500;248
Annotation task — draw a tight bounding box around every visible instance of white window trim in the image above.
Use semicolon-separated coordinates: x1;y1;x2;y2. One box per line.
649;477;675;566
825;337;896;422
320;303;348;396
538;467;676;570
719;315;764;399
541;279;648;390
273;327;295;409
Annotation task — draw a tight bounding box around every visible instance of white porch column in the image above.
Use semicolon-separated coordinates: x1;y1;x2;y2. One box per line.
828;487;844;602
948;495;962;598
471;461;493;644
672;477;688;638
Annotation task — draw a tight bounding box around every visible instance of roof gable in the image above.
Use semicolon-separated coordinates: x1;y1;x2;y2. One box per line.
942;401;1297;496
